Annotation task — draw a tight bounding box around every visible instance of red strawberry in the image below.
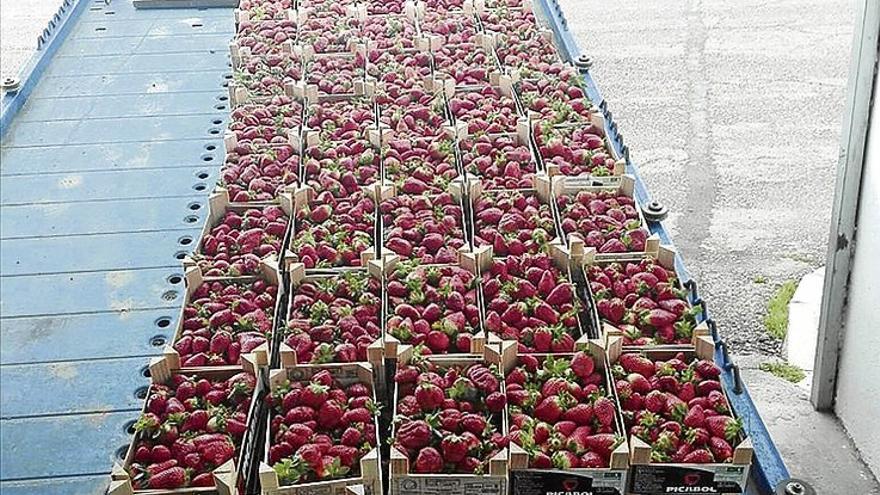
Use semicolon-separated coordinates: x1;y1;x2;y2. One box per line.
414;447;444;473
301;383;329;409
585;434;620;458
562;403;594;426
571;352;595;379
341;427;362;447
534;396;565;423
709;436;734;461
682;448;714;463
397;420;432;449
317;401;345;429
593;397;615;426
705;415;742;443
461;414;487;435
148;466;187;489
486;391;506;413
150;444;172;463
532;452;552;468
644;390;667;413
619;354;656;377
440;435;469;463
628;373;652;394
683;404;706;428
580;451;606;468
415;383;445;411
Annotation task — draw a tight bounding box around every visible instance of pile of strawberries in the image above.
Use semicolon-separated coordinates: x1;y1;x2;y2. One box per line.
473;189;557;256
482;254;583;352
459;134;537;190
586;258;699;345
556;189;649;254
221;143;299;203
290;190;375;269
614;352;742;463
286;270;381;363
381;193;467;264
174;278;276;367
393;357;507;474
266;370;379;484
193;205;289;277
128;372;256;489
385;260;481;353
506;352;623;469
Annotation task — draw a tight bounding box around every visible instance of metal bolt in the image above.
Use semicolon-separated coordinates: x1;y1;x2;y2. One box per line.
786;482;805;495
1;76;20;92
575;54;593;69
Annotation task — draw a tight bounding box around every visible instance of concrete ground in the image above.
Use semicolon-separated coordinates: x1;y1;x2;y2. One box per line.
0;0;62;80
560;0;880;491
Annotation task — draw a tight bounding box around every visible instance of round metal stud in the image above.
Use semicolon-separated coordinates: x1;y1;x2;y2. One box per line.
642;200;669;222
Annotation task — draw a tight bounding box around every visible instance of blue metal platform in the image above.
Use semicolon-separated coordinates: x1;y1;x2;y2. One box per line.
0;0;233;493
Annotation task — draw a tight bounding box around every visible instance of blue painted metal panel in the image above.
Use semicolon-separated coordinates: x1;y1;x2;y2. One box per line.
0;310;176;365
58;33;232;57
1;357;150;417
0;267;183;317
0;141;222;175
3;114;226;147
1;230;198;275
0;475;111;495
45;51;230;76
0;411;135;480
0;196;206;238
0;167;218;204
19;92;225;121
30;71;228;98
72;16;232;38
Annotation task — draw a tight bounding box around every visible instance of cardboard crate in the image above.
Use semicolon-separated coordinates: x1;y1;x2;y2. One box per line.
258;362;382;495
473;241;594;349
282;184;383;271
457;119;544;191
577;244;710;350
218;141;301;204
497;340;631;495
299;44;372;99
532;121;625;179
108;354;264;495
278;261;386;392
428;35;503;86
388;345;508;495
226;97;305;148
380;253;487;359
465;174;563;256
446;73;525;134
165;258;284;371
183;189;294;279
378;177;472;262
296;92;379;150
230;14;298;61
606;336;753;495
550;174;660;261
513;66;599;127
229;50;304;106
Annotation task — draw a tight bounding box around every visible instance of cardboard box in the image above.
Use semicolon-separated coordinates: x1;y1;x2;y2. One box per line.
606;336;753;495
258;363;382;495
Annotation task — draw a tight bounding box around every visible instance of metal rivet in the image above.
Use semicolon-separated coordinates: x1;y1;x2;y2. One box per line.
154;317;172;328
161;290;178;301
150;334;167;346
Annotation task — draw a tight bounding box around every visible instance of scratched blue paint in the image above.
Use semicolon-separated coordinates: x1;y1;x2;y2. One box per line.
73;16;231;38
59;33;232;57
1;357;151;417
0;140;222;174
31;71;229;98
1;230;200;275
0;475;111;495
20;92;226;122
0;167;218;204
0;267;183;317
45;51;230;76
0;411;137;479
0;196;207;238
0;310;176;365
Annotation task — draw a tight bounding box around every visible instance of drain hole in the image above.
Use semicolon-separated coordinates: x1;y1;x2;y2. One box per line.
161;290;179;301
221;81;228;88
197;171;210;179
215;103;227;110
89;6;102;10
192;22;203;27
193;183;207;191
203;155;214;162
151;335;167;346
134;386;148;399
141;365;152;378
212;119;222;125
184;215;200;223
174;251;188;260
104;10;115;14
188;202;202;211
124;420;137;434
223;74;232;80
208;128;221;135
178;236;193;246
95;27;106;31
155;317;172;328
205;145;217;151
218;95;229;101
167;274;183;284
116;446;128;460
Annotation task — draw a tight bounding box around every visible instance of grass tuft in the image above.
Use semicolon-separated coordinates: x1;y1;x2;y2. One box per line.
753;275;767;284
759;361;805;383
764;280;797;339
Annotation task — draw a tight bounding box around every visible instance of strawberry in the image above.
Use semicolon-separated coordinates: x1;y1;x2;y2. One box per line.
705;415;742;443
682;448;714;463
570;352;595;379
619;354;656;377
397;420;432;449
683;405;706;429
580;451;606;468
414;447;444;473
415;383;445;411
709;436;734;461
317;401;345;429
593;397;615;427
440;435;469;463
148;466;188;489
485;391;506;413
562;403;594;426
534;396;565;423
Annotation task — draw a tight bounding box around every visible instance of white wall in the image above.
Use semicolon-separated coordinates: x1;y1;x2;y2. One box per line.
835;67;880;476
